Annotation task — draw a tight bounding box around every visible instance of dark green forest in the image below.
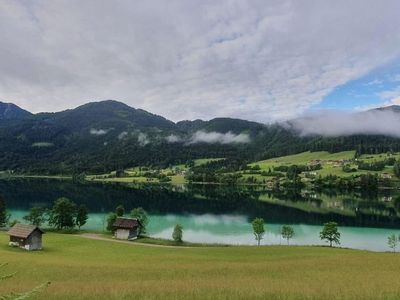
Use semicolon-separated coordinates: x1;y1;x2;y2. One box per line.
1;100;400;174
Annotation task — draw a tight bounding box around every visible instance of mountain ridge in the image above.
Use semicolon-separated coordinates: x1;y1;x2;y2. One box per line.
0;99;400;173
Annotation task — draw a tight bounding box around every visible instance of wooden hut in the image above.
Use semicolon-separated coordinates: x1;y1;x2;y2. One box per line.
113;217;141;240
7;224;44;251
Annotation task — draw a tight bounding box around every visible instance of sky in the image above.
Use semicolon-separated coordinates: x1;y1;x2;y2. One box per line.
1;0;400;123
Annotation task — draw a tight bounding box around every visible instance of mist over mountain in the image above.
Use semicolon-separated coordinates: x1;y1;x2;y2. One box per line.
285;106;400;138
1;100;400;174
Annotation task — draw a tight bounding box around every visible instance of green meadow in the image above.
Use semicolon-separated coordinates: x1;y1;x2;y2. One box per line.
1;232;400;299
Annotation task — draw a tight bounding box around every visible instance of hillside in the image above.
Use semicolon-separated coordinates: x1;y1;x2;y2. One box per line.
0;100;400;173
0;101;32;120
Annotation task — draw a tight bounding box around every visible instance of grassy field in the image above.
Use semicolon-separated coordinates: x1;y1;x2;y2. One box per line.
250;151;356;169
249;150;400;179
1;233;400;299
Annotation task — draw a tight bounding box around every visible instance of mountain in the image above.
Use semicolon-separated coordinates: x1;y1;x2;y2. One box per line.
0;101;32;120
0;100;400;174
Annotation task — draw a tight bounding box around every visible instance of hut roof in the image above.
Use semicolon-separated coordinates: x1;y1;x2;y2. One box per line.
7;224;44;239
113;217;140;229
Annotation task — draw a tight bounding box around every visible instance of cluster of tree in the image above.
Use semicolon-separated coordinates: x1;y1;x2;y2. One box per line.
357;160;387;171
394;161;400;178
23;197;88;230
0;195;10;228
251;218;340;247
313;173;384;191
274;164;322;173
0;195;88;230
186;171;243;185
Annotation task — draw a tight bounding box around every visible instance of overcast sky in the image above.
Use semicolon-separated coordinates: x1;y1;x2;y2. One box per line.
1;0;400;122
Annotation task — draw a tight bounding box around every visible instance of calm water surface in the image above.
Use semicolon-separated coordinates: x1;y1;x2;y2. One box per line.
2;178;400;251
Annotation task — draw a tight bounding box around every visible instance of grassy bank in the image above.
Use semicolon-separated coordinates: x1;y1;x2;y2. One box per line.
1;232;400;299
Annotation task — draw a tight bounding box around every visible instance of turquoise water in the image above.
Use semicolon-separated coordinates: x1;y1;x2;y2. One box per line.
3;179;400;252
8;210;400;251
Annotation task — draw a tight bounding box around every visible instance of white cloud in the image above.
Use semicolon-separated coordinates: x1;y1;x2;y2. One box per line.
165;134;182;143
189;131;250;144
137;132;149;146
118;131;128;140
90;128;108;135
365;79;383;86
1;1;400;122
287;109;400;138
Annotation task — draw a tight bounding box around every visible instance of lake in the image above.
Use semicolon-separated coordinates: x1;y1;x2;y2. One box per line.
1;178;400;251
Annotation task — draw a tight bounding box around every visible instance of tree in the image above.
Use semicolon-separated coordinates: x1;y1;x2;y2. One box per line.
388;234;398;253
0;195;9;228
23;207;46;226
115;205;125;217
320;222;340;247
252;218;265;246
75;204;88;230
281;225;295;245
130;207;148;236
48;197;77;230
106;213;117;232
394;161;400;178
172;224;183;243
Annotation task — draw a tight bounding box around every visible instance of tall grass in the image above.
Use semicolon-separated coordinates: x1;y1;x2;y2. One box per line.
1;233;400;299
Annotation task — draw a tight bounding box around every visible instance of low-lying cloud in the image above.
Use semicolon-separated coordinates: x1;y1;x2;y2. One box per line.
90;128;109;136
189;131;250;144
118;131;128;140
165;134;182;143
287;109;400;138
137;132;150;146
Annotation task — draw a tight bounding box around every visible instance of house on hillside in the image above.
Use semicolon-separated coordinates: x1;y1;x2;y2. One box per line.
7;224;44;251
381;173;392;179
113;217;141;240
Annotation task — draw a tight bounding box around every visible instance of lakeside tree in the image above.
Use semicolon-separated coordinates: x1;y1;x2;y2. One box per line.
76;204;88;230
281;225;295;245
172;224;183;243
0;195;9;228
131;207;148;236
252;218;265;246
320;222;340;247
115;205;125;217
23;206;47;226
106;213;117;232
48;197;77;230
388;234;398;253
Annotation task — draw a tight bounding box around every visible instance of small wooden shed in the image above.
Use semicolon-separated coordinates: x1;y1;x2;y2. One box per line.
7;224;44;251
113;217;141;240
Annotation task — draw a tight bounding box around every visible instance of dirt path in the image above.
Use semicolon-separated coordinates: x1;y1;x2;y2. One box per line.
78;233;193;249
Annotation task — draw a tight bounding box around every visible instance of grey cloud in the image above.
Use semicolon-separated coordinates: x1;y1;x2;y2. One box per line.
287;110;400;138
1;1;400;122
189;131;250;144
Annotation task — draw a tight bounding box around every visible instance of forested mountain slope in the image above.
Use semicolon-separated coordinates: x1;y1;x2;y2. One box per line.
0;100;400;174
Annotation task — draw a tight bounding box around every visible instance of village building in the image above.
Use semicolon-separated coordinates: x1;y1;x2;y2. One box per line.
381;173;392;179
113;217;141;240
7;224;44;251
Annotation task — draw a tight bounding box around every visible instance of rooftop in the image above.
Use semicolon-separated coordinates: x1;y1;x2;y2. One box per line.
7;224;44;239
113;217;140;229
